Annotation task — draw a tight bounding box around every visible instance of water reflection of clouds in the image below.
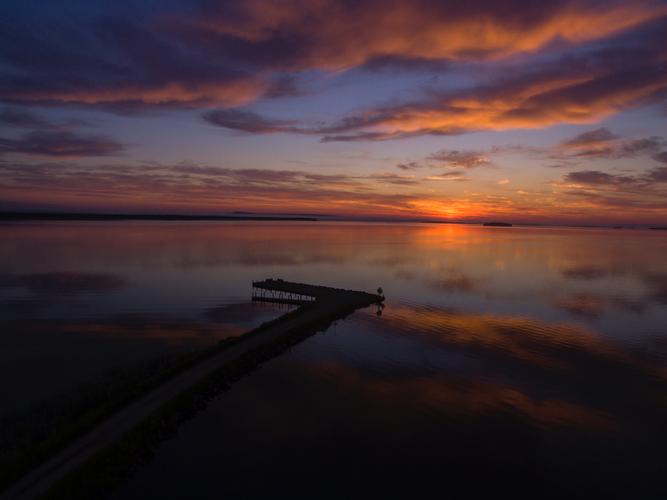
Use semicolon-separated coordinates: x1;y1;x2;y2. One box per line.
138;323;666;498
204;302;296;325
560;265;609;280
1;223;665;339
1;223;665;369
0;272;128;318
645;272;667;304
0;272;126;294
0;305;286;416
395;267;478;294
287;361;615;432
553;293;607;319
554;266;667;319
344;305;667;419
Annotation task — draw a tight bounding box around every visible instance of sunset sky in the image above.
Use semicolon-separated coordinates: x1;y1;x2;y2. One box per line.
1;0;666;224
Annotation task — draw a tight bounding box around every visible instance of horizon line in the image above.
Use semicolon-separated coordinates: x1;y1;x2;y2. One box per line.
1;210;665;230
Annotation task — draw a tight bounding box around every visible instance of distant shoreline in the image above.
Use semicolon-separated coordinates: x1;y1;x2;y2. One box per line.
0;212;664;230
0;212;318;222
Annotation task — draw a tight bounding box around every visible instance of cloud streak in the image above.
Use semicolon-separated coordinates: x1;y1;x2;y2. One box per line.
427;150;492;169
185;0;667;69
555;164;667;217
201;27;667;142
203;109;300;134
564;171;636;186
554;127;664;159
0;130;124;158
319;56;667;140
0;107;51;128
564;167;667;186
0;160;424;216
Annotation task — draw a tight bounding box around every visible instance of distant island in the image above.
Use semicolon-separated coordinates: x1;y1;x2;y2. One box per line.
483;222;513;227
649;227;667;230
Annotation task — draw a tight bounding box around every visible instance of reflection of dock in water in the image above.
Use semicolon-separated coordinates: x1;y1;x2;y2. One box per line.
2;280;384;500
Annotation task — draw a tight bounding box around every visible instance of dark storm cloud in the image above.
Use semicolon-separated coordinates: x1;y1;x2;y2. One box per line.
654;151;667;163
0;130;124;157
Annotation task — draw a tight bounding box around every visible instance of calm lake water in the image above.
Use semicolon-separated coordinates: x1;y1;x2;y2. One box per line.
2;221;666;498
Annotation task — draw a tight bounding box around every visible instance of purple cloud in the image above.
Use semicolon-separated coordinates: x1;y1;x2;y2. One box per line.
427;150;492;169
564;170;636;185
0;107;51;128
0;130;124;158
556;128;664;159
203;109;300;134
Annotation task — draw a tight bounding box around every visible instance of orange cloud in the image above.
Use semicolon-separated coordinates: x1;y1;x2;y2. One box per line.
7;80;268;108
554;127;664;159
4;0;665;116
193;0;667;69
3;158;666;224
320;68;667;140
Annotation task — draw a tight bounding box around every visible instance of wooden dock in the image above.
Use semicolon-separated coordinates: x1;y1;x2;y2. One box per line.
252;278;383;306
